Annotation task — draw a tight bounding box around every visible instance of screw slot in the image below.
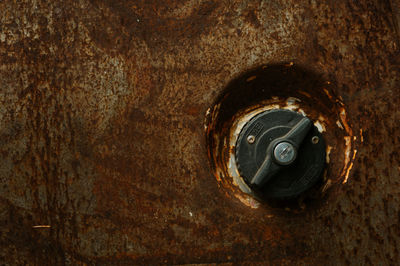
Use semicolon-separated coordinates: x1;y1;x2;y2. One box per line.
273;142;297;165
311;136;319;144
247;135;255;144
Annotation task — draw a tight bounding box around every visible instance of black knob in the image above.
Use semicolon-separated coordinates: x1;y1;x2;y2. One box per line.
235;109;326;199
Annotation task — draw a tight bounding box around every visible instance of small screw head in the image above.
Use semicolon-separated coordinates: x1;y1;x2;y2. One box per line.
273;142;297;165
311;136;319;144
247;135;255;144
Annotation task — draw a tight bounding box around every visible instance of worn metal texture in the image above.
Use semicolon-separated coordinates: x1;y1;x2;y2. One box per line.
0;0;399;265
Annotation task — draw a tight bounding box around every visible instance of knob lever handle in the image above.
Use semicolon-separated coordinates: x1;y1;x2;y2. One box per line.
283;117;312;148
249;117;312;187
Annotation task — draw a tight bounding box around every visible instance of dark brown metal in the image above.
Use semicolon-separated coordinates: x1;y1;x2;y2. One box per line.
0;0;399;264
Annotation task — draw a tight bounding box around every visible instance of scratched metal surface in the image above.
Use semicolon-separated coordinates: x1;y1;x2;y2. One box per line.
0;0;399;265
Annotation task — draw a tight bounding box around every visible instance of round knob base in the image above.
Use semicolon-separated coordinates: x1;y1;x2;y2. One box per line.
235;109;326;200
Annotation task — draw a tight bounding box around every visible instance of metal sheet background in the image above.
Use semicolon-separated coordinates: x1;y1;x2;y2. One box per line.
0;0;399;264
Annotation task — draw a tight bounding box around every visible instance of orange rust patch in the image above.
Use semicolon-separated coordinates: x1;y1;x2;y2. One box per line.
246;76;257;82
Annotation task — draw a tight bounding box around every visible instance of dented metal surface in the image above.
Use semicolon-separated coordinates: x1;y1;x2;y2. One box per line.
0;0;400;264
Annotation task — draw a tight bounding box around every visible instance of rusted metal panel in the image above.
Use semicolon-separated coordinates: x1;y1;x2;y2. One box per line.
0;0;399;265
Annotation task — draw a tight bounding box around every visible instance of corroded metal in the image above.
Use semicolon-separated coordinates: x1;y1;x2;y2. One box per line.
0;0;399;264
205;64;357;210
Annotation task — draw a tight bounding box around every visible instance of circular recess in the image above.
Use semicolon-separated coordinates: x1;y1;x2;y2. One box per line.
205;63;357;211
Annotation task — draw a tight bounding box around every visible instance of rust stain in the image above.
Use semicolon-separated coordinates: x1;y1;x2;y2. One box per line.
246;75;257;82
0;0;399;265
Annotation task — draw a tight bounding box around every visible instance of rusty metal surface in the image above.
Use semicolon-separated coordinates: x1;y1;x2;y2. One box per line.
205;64;358;211
0;0;399;265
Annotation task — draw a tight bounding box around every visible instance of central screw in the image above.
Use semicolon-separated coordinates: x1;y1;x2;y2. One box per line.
273;142;297;165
